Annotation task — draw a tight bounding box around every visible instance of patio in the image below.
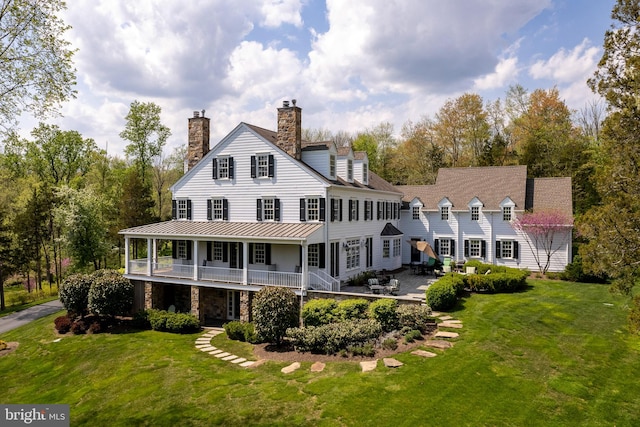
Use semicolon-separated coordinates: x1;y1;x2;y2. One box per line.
340;267;439;302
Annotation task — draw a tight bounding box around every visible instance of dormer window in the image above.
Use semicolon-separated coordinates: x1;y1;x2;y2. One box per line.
471;206;480;221
412;206;420;220
347;159;353;181
330;155;336;178
440;206;449;221
363;163;368;183
503;206;512;221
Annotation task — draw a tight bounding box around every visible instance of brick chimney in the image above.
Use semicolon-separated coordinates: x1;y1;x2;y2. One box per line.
187;110;210;171
277;100;302;160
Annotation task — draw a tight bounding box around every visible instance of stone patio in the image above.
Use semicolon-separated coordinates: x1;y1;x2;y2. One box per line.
339;267;439;303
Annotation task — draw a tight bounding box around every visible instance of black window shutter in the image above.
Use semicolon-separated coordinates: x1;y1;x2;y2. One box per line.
514;241;519;259
223;199;229;220
319;198;326;222
207;199;212;220
268;154;274;177
377;201;381;220
495;241;502;259
348;200;353;221
275;198;281;221
186;241;192;260
481;240;487;258
229;157;234;179
172;200;177;219
212;158;218;179
265;243;271;265
249;243;254;264
172;240;177;259
451;240;455;257
186;200;192;220
251;156;257;178
356;200;360;221
223;243;228;263
464;240;469;257
300;198;306;221
331;199;336;222
339;199;343;221
319;243;326;269
206;241;212;261
256;199;263;221
434;239;440;255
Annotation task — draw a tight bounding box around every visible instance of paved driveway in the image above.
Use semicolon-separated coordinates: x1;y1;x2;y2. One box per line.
0;300;64;335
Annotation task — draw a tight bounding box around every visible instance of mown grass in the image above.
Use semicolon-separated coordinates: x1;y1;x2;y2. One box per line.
1;280;639;426
0;284;59;317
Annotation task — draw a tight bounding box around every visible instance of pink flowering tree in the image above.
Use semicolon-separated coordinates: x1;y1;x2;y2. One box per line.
511;210;574;275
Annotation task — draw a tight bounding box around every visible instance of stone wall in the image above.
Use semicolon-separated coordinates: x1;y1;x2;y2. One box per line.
240;291;252;322
201;288;226;323
305;290;422;306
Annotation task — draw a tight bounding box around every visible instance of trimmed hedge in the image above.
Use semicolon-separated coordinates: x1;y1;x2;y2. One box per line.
368;298;399;332
148;309;200;333
301;299;337;326
426;275;462;311
224;321;259;343
397;304;434;333
334;298;369;321
462;261;528;292
59;273;92;315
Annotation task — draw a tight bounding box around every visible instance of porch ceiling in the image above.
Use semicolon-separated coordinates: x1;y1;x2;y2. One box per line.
119;220;324;243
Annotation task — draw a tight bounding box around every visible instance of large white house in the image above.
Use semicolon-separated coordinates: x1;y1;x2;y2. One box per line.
120;101;573;324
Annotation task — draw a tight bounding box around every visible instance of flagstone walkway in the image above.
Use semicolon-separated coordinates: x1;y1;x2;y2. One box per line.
195;313;463;372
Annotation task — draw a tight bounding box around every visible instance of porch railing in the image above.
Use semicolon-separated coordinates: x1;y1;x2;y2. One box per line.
200;266;243;284
248;269;302;288
129;259;147;274
152;262;193;279
313;270;341;291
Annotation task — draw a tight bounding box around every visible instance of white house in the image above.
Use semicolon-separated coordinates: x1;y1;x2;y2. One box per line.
396;166;573;273
120;102;573;324
120;101;404;323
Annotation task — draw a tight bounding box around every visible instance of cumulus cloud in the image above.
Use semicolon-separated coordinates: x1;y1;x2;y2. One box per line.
261;0;304;28
529;38;599;83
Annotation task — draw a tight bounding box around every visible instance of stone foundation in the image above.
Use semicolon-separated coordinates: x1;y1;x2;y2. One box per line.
240;291;252;322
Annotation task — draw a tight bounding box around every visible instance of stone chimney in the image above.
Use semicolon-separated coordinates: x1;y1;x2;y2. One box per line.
277;99;302;160
187;110;210;171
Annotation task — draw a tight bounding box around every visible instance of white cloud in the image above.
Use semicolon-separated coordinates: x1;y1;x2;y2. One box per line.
529;38;600;83
474;57;520;91
261;0;304;28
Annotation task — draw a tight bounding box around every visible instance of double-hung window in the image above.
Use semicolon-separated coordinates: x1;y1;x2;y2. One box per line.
213;242;223;261
469;239;481;257
503;206;512;221
177;241;187;259
300;197;325;222
253;243;266;264
347;159;353;181
262;198;275;221
439;239;451;256
211;199;223;220
471;206;480;221
330;155;336;178
383;239;390;258
174;199;191;220
251;153;274;178
308;244;319;267
440;206;449;221
365;200;372;221
207;198;228;221
412;206;420;220
496;240;518;259
363;163;368;183
393;239;401;257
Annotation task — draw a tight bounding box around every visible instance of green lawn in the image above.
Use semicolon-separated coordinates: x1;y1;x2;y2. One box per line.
1;280;639;426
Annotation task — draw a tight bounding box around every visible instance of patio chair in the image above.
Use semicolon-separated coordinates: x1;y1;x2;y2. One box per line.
367;278;379;288
387;279;400;296
423;257;436;275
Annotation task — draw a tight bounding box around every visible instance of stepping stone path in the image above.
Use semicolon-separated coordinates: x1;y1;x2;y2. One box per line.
438;315;454;321
424;340;453;349
383;358;403;368
194;328;257;368
439;321;463;329
310;362;326;372
434;331;459;339
360;360;378;372
281;362;301;374
412;350;437;358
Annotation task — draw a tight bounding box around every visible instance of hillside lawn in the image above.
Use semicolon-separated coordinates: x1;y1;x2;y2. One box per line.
1;280;640;426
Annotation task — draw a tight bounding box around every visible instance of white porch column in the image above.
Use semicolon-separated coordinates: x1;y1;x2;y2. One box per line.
242;242;249;285
301;243;308;290
193;240;199;281
124;236;130;274
147;238;152;276
152;238;158;264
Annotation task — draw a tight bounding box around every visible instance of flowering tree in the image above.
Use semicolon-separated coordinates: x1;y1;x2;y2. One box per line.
512;210;574;275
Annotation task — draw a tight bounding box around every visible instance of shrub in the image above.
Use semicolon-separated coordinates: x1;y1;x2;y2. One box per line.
287;318;382;355
87;270;134;317
54;315;72;334
333;298;369;321
165;312;200;333
397;304;433;333
425;276;461;311
404;329;423;343
348;343;376;357
224;321;247;341
302;298;337;326
382;338;398;350
252;287;299;345
132;310;151;330
147;309;200;333
71;319;87;335
561;255;608;283
368;298;399;332
59;273;93;315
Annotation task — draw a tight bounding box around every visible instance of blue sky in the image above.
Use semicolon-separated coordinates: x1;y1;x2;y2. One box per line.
17;0;616;157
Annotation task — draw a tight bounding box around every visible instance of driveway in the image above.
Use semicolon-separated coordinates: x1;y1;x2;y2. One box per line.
0;300;64;335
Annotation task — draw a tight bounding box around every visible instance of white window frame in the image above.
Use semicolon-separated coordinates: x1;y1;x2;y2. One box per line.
393;238;401;257
412;206;420;220
439;239;451;257
306;197;320;222
263;198;275;221
363;163;368;183
365;200;372;221
346;239;360;269
501;240;514;259
471;206;480;221
177;240;187;259
350;199;358;221
253;243;266;265
383;239;390;258
347;159;353;181
213;242;223;261
329;155;336;178
257;153;270;178
217;156;230;179
177;199;188;220
211;198;224;220
440;206;449;221
503;206;513;221
308;244;319;267
469;239;481;258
